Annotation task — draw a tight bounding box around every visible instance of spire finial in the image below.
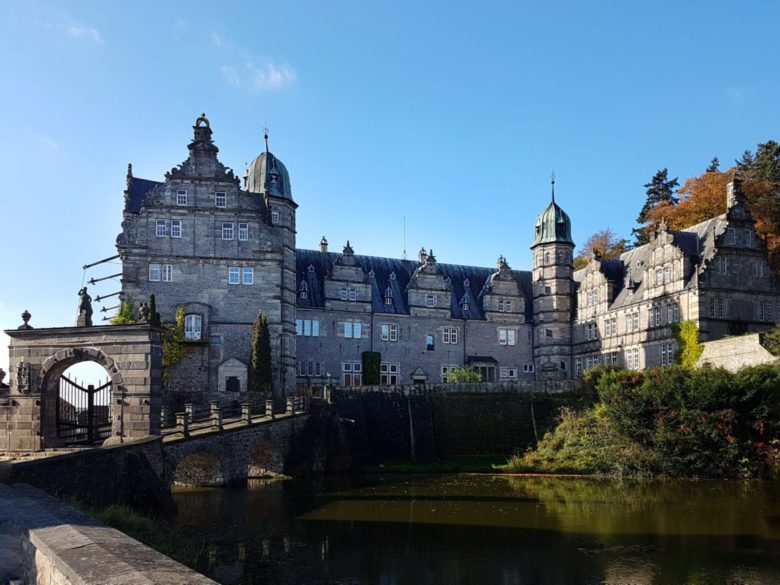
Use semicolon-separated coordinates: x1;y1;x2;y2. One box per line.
263;126;269;154
551;170;556;203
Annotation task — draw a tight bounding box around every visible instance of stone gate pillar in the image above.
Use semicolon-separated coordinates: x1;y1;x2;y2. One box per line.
1;323;163;451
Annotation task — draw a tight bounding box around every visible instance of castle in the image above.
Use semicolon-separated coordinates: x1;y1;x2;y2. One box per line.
116;116;780;400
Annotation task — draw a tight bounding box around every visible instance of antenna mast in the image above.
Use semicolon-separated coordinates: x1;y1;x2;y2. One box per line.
403;216;407;260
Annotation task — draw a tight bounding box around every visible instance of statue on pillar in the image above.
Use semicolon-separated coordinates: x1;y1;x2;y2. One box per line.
77;287;93;327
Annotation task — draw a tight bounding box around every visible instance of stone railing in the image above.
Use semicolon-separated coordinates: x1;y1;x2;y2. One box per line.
333;379;580;396
163;393;309;437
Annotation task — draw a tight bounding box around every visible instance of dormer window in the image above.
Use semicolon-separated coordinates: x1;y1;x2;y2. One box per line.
298;281;309;300
384;286;393;306
462;302;470;312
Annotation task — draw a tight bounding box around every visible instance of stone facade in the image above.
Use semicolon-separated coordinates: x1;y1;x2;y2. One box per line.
117;117;780;398
697;333;778;371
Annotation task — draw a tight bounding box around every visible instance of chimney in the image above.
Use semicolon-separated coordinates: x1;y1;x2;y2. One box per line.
418;246;428;264
319;236;328;253
726;171;744;209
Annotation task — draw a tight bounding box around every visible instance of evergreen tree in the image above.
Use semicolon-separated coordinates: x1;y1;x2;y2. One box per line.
148;293;162;327
706;157;720;173
248;311;273;393
632;168;680;246
735;149;754;170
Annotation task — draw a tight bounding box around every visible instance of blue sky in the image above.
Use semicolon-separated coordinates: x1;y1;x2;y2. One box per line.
1;0;779;374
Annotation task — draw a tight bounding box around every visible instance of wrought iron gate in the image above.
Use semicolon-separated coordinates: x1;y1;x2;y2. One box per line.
57;375;112;444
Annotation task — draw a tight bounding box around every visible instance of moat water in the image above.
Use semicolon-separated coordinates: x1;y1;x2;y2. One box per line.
171;475;780;585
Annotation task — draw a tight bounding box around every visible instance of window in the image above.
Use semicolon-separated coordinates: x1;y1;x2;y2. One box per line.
544;252;551;264
162;264;173;282
381;324;398;342
148;263;161;282
299;359;323;377
649;307;661;327
380;363;400;385
726;227;736;244
626;312;640;333
745;229;753;247
522;364;535;373
209;334;222;360
296;319;320;336
499;367;518;380
605;351;619;366
155;220;167;237
426;334;435;351
498;328;517;345
184;314;202;340
664;266;672;283
348;289;358;301
342;362;362;386
170;219;182;238
442;327;459;344
604;317;617;337
441;364;458;383
176;190;188;206
545;285;552;295
228;267;240;285
271;208;280;224
497;299;513;312
667;303;680;324
655;269;663;285
575;357;583;377
215;192;226;208
238;223;249;241
625;347;640;370
586;322;598;340
343;320;362;339
242;267;254;284
545;329;553;338
425;294;436;308
660;342;674;366
222;222;234;240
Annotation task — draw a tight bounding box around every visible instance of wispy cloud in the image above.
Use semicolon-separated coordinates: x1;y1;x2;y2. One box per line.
211;32;296;92
66;23;102;43
220;61;297;92
42;137;59;152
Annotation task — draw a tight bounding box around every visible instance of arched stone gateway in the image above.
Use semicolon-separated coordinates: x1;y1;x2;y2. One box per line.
2;324;163;451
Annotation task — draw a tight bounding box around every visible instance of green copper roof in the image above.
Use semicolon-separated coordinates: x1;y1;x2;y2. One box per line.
246;150;293;201
531;199;574;247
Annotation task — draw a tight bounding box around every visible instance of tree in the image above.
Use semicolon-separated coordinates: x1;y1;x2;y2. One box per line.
446;367;482;383
110;296;136;324
248;311;273;393
645;168;731;232
148;293;162;327
573;229;629;269
739;141;780;273
633;168;680;246
706;157;720;173
362;351;381;385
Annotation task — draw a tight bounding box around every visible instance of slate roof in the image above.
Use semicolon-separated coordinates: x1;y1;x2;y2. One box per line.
573;213;729;310
295;249;533;320
125;177;162;213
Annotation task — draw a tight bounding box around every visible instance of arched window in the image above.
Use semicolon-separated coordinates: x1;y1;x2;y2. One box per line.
184;314;202;340
544;251;551;264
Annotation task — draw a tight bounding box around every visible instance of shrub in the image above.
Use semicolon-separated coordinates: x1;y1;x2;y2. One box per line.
447;367;482;383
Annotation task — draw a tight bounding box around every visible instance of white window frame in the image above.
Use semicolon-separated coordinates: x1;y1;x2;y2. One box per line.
242;267;254;285
344;320;362;339
342;361;362;386
176;190;188;206
170;219;182;238
215;192;226;208
238;223;249;241
162;264;173;282
271;208;280;224
155;220;167;237
443;327;459;345
348;288;358;301
498;328;517;346
228;267;240;285
380;362;400;385
425;294;436;308
148;263;161;282
222;222;234;240
440;364;458;383
184;314;202;340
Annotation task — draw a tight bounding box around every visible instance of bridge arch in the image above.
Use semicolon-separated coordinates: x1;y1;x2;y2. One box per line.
172;450;225;487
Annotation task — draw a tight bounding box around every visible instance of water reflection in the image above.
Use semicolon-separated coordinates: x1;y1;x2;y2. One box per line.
171;476;780;585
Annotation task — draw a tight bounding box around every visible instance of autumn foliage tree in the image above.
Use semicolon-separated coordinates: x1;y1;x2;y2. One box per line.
573;229;630;270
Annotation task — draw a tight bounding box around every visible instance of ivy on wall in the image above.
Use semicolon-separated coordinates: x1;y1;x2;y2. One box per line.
162;305;191;381
673;320;704;368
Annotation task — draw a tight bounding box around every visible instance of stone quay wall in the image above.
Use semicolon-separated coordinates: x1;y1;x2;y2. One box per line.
697;333;778;371
329;381;582;466
0;483;216;585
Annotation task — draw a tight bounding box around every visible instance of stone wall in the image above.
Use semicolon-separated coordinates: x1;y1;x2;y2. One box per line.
329;381;581;466
0;484;216;585
697;333;778;371
0;436;174;517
